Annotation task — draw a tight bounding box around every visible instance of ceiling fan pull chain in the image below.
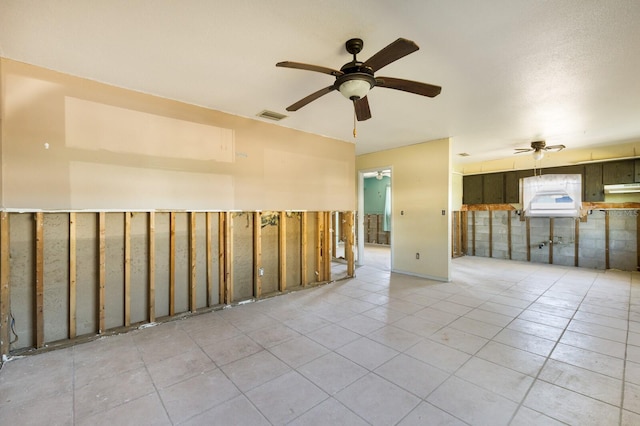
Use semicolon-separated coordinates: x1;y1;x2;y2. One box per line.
353;106;357;138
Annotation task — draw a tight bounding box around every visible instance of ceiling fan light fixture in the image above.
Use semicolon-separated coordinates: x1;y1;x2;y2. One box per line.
338;79;372;100
532;150;544;161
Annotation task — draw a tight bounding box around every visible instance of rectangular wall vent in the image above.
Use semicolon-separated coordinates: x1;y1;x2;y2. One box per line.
257;110;287;121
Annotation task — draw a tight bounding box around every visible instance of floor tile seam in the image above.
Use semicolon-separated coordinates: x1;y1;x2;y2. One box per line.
128;341;173;426
506;273;600;426
557;331;628;359
534;372;623;407
448;368;531;405
73;389;160;424
292;351;368;396
72;346;77;425
282;395;367;426
620;277;635;426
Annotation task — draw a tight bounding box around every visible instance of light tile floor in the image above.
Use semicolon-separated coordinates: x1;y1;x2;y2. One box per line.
2;255;640;425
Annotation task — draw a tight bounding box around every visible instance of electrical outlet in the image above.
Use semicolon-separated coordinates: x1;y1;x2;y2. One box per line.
442;210;446;215
259;267;264;276
416;253;420;259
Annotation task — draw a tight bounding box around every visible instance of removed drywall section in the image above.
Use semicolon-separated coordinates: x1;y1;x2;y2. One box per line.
286;213;302;290
43;213;70;342
154;213;171;318
609;211;637;271
578;211;606;269
76;213;98;336
9;214;35;347
131;212;150;323
232;213;254;302
461;208;638;271
261;212;279;295
105;213;125;330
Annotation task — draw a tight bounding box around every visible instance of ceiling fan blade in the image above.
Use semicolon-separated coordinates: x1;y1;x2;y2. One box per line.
544;144;566;151
514;149;534;153
286;86;336;111
354;96;372;121
376;76;441;97
276;61;343;77
363;38;419;72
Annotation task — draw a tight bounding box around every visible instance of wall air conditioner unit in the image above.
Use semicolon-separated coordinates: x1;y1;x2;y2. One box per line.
604;183;640;194
522;174;582;218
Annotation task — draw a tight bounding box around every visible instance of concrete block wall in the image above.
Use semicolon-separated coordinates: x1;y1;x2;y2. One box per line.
462;209;638;271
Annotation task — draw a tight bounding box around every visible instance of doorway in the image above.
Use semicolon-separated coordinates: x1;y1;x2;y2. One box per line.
357;168;392;271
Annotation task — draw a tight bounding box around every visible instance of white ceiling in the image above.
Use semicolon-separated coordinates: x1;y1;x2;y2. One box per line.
1;1;640;164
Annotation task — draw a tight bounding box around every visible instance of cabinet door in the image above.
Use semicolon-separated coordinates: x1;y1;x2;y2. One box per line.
483;173;504;204
603;160;634;184
504;172;519;203
463;175;483;204
584;163;604;201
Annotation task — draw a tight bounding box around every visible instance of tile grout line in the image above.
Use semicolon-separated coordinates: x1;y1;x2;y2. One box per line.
619;273;634;426
506;270;603;425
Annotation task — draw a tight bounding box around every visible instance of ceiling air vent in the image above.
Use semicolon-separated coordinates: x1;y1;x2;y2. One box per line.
257;110;287;121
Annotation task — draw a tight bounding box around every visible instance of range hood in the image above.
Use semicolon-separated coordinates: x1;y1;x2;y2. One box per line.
604;183;640;194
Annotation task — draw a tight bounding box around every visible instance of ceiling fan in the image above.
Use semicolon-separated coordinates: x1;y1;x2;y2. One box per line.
515;140;566;160
276;38;442;122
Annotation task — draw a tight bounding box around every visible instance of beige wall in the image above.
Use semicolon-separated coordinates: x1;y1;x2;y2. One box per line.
357;138;451;281
0;59;355;211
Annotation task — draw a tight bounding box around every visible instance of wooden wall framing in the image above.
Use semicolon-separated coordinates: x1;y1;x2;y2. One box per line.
0;210;356;357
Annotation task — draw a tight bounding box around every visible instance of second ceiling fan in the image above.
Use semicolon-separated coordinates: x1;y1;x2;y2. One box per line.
276;37;442;122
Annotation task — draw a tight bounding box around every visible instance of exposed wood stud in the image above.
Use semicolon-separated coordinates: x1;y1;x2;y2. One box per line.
605;211;610;269
461;211;468;255
189;212;197;312
98;212;106;334
169;212;176;316
148;212;156;323
279;211;287;292
549;218;554;265
124;212;131;327
69;213;77;339
35;212;45;347
206;212;212;307
218;213;226;305
488;209;493;258
575;217;580;268
324;212;331;282
526;217;531;261
637;213;640;271
471;211;476;256
226;212;233;304
457;211;463;257
331;212;337;257
316;212;323;282
301;212;308;287
1;212;11;355
253;211;262;298
345;211;355;277
507;210;512;260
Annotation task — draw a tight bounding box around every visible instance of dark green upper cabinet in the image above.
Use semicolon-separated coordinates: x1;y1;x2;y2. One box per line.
602;160;634;184
463;175;483;204
483;173;504;204
584;163;604;202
